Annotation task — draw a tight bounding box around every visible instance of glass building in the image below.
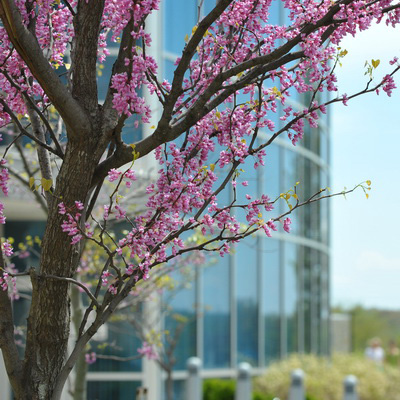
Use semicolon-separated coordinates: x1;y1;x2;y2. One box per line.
0;1;330;399
158;3;330;397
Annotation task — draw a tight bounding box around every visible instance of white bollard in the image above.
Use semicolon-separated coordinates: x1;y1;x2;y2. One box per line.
288;369;305;400
235;362;252;400
135;387;148;400
186;357;202;400
343;375;358;400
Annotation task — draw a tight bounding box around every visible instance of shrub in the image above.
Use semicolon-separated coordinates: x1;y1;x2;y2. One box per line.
202;379;273;400
253;353;400;400
203;379;235;400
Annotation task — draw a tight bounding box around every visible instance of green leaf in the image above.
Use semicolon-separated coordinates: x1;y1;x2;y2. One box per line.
41;178;52;191
372;59;380;69
29;177;35;189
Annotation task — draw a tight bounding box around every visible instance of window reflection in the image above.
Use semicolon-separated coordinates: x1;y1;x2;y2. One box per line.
163;271;197;370
236;237;258;365
284;242;298;354
262;143;280;200
263;238;281;365
89;317;142;372
284;149;303;235
164;0;196;54
303;246;312;353
203;256;230;368
320;253;330;355
87;381;141;400
5;220;45;272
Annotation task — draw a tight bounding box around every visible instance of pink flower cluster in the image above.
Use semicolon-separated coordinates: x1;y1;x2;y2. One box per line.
137;341;158;360
85;352;97;365
0;258;18;300
382;74;397;97
0;0;74;117
2;240;13;257
283;217;292;233
108;168;137;188
0;159;9;196
59;202;93;245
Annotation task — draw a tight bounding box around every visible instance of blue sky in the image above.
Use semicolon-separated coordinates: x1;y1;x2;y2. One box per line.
331;23;400;309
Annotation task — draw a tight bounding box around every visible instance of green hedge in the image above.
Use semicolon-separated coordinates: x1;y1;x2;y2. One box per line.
202;379;273;400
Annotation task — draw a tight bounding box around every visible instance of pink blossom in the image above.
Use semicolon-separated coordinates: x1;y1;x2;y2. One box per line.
75;201;84;211
108;168;122;182
137;342;158;360
101;270;112;286
58;202;66;215
382;74;396;97
283;218;292;233
2;240;13;257
85;352;97;365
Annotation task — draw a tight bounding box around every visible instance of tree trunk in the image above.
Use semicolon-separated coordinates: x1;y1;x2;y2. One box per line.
18;134;105;399
165;369;174;400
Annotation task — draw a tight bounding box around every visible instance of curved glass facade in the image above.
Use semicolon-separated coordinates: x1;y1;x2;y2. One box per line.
162;0;330;352
160;1;331;397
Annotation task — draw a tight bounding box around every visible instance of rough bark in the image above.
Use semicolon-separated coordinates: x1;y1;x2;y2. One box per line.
21;130;107;399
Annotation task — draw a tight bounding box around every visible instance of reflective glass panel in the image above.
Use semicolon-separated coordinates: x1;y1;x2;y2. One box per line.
262;238;281;364
311;249;321;353
283;150;302;235
164;270;197;370
89;317;142;372
202;0;215;15
203;255;230;368
164;0;197;54
320;252;330;355
303;246;312;353
87;381;141;400
235;156;259;224
268;0;281;25
262;143;280;200
284;242;298;353
236;237;259;365
5;220;46;272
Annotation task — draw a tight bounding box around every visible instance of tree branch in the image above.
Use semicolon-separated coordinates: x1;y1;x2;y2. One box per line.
7;164;48;214
0;240;24;397
0;67;64;157
0;0;91;137
71;0;105;112
25;101;54;209
0;99;63;158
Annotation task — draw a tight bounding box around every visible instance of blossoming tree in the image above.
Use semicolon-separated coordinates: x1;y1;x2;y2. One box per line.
0;0;399;398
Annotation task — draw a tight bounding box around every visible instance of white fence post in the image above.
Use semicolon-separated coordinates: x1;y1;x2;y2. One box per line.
288;369;305;400
186;357;202;400
235;362;252;400
343;375;358;400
